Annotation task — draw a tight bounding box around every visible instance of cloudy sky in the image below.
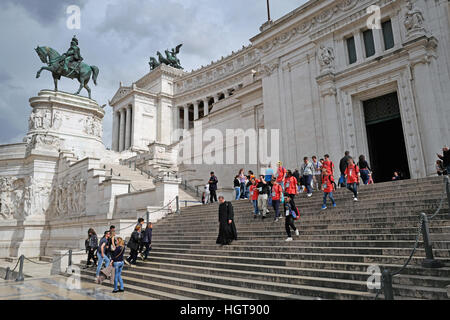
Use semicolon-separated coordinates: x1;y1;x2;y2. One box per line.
0;0;307;147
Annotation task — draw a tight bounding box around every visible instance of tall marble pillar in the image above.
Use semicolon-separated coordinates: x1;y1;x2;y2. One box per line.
119;108;126;152
194;102;199;121
183;105;189;130
112;111;119;151
203;99;209;116
125;106;132;150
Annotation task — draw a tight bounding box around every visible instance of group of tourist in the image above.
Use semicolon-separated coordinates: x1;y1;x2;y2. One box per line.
84;220;153;293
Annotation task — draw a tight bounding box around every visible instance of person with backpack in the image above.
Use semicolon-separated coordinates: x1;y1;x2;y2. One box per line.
141;223;153;261
271;178;283;222
126;225;142;266
249;178;260;219
323;154;336;189
284;194;300;242
321;167;337;210
110;237;126;293
95;231;111;282
85;228;98;268
339;151;351;188
345;157;360;201
312;156;323;191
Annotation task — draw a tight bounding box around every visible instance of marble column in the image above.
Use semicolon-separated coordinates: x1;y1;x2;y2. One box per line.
373;28;384;54
224;90;230;99
183;105;189;130
354;32;363;62
119;108;126;152
193;101;200;121
112;111;119;151
203;99;209;117
125;106;132;150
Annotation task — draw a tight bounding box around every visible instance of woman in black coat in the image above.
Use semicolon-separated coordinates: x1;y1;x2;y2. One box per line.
85;228;98;268
216;196;238;246
126;225;142;266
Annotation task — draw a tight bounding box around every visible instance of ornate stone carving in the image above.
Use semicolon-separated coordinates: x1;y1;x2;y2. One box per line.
262;62;279;77
318;46;335;72
404;0;426;39
82;115;102;138
52;176;87;217
26;134;61;154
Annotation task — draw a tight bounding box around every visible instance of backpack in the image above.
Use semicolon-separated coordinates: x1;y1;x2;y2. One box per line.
292;206;301;221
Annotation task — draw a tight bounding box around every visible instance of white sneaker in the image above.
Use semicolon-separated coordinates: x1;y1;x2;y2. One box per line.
295;230;300;236
353;197;358;202
285;237;293;242
307;193;313;197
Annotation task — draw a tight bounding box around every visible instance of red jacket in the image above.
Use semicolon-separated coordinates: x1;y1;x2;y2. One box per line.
249;185;259;201
345;164;360;184
276;166;286;183
285;176;298;195
323;160;335;175
322;175;334;193
272;183;283;200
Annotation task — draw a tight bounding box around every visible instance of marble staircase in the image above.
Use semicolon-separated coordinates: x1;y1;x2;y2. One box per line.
78;176;450;300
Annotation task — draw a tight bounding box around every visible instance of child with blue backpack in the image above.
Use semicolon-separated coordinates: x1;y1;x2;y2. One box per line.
321;167;337;210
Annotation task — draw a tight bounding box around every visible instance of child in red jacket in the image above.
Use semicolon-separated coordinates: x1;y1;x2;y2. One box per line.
344;157;360;201
249;179;260;218
321;168;336;210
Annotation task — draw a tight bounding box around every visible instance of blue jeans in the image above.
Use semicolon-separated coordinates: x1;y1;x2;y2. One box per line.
347;183;358;198
244;186;250;199
96;252;110;277
272;200;280;218
323;192;336;206
303;175;313;194
235;187;241;200
252;200;259;215
113;261;124;291
360;169;370;185
240;183;246;199
340;174;347;187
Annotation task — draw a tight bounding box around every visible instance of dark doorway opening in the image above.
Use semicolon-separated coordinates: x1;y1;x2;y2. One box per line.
363;92;410;183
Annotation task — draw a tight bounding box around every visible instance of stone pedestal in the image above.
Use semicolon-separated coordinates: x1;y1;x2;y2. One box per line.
26;90;106;160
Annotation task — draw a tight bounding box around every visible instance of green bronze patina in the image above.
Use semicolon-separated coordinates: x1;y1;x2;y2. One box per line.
35;36;99;99
149;44;183;70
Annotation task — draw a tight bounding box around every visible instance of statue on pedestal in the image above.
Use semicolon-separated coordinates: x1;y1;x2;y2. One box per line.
34;36;100;99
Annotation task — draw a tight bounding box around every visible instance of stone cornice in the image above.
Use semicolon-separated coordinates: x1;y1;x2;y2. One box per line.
109;86;158;107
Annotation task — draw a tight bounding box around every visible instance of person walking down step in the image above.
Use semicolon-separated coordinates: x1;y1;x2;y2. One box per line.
249;178;260;219
345;157;360;201
216;196;238;246
95;231;111;282
257;175;271;219
284;194;300;242
321;168;337;210
126;225;142;266
323;154;336;189
271;178;283;222
285;170;298;208
300;157;314;197
110;237;125;293
276;161;287;190
208;172;219;203
312;156;323;191
141;223;153;261
234;175;241;200
85;228;98;268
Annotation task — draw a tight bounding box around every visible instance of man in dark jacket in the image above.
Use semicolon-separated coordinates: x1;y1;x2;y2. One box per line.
126;225;142;266
208;172;219;203
339;151;351;187
216;196;238;246
142;223;153;261
438;147;450;175
257;176;271;219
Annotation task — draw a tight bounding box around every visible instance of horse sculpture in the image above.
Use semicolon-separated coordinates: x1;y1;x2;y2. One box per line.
35;46;99;99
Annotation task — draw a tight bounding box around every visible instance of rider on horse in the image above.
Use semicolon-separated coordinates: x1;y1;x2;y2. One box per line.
62;36;83;74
